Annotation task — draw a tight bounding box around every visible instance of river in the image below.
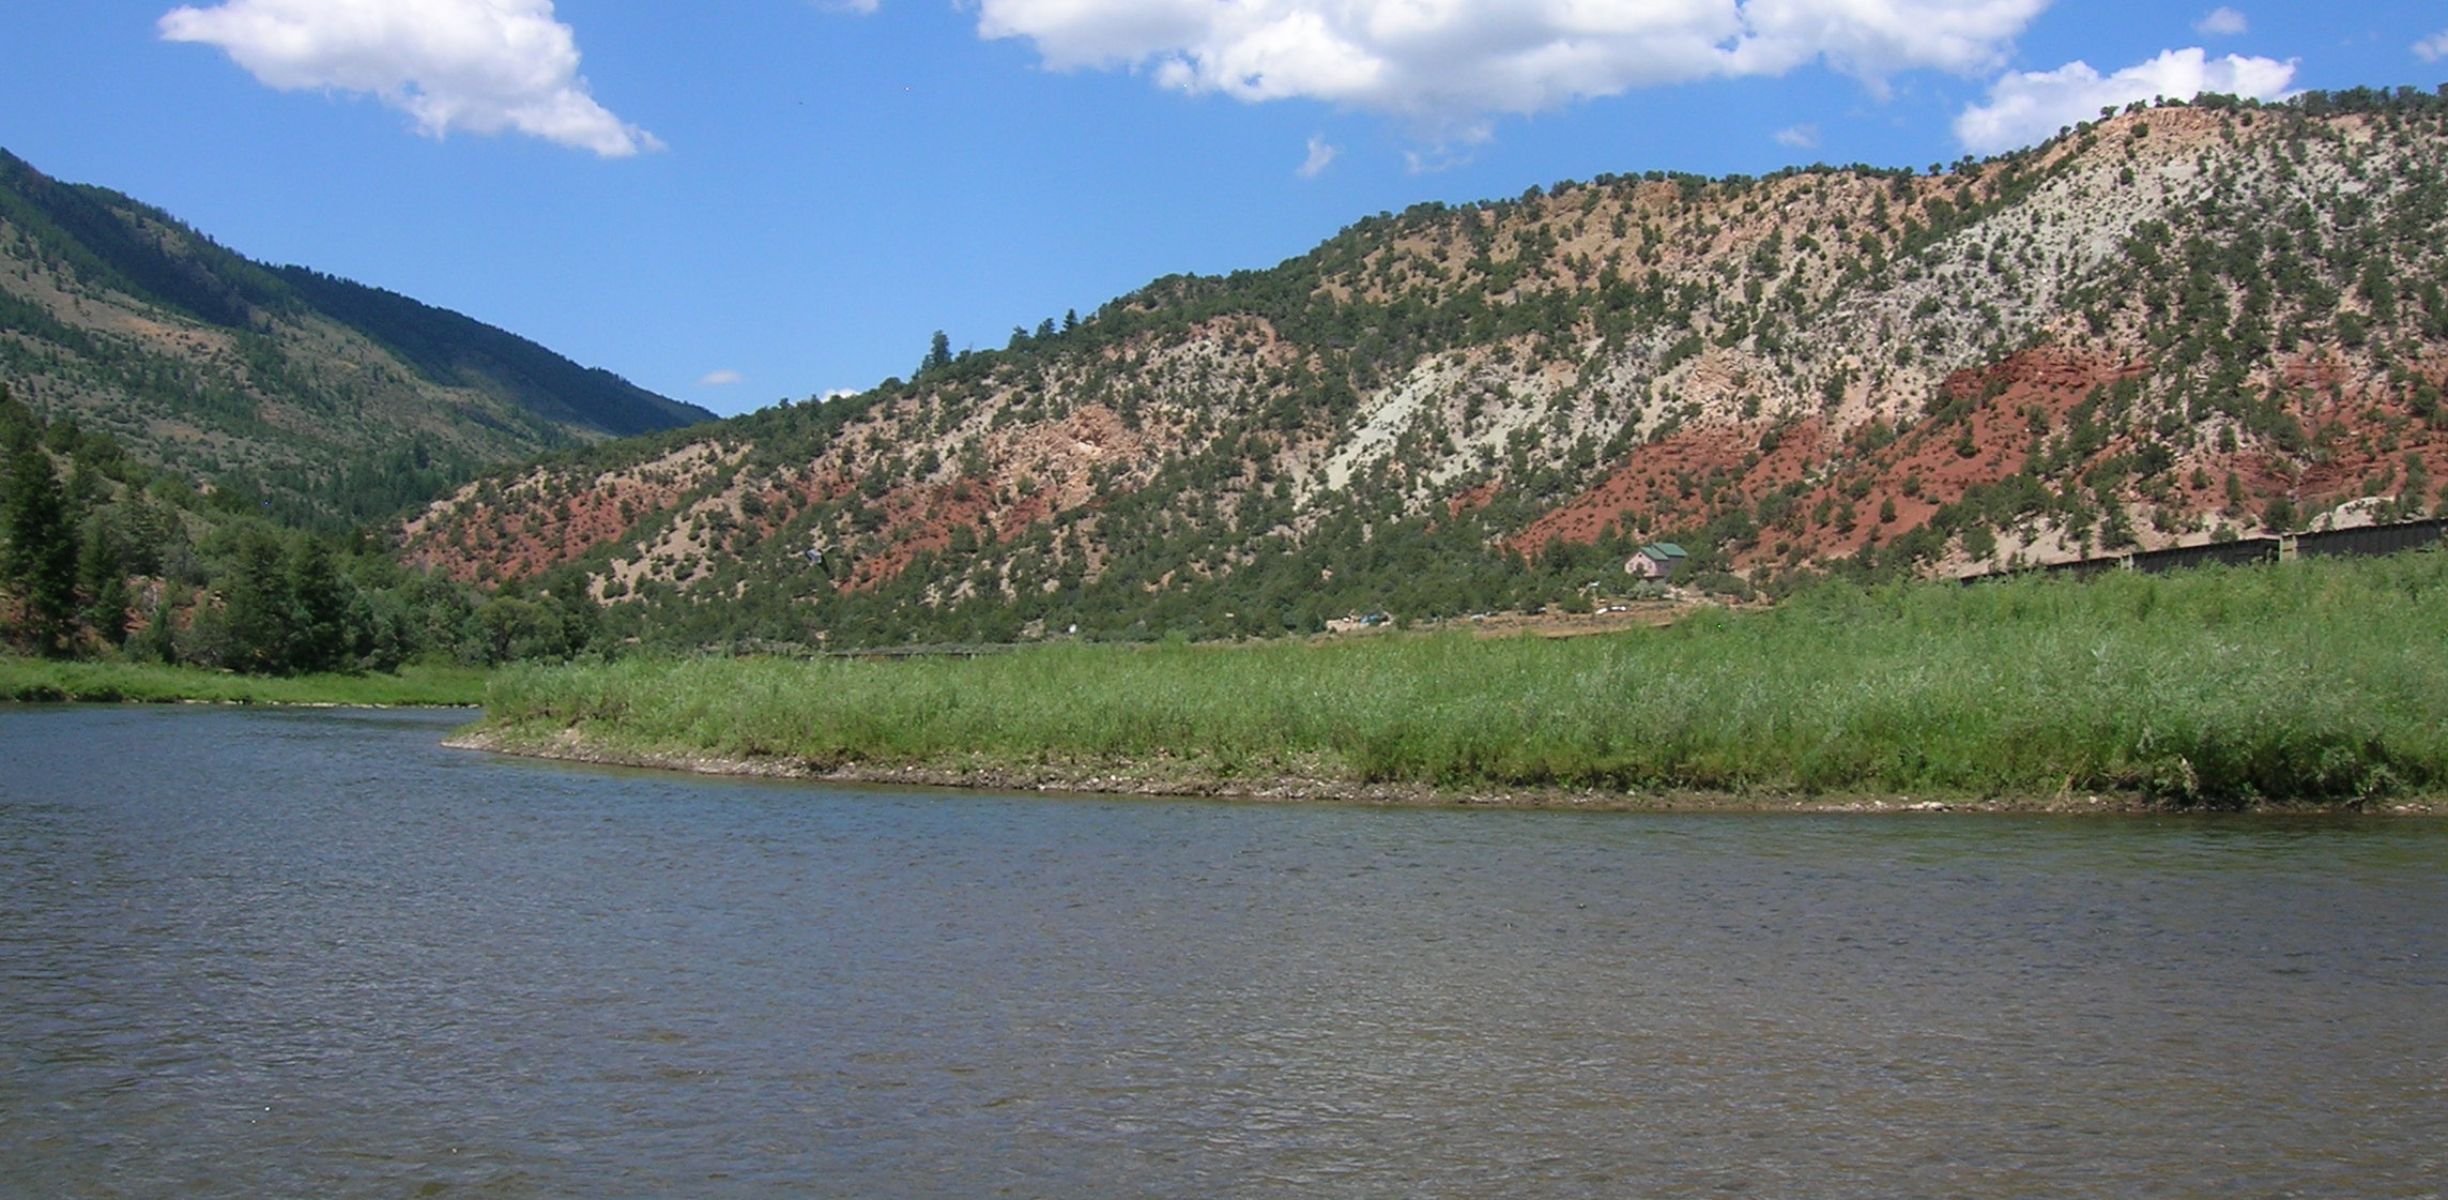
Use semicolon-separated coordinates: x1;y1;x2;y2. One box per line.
3;705;2444;1198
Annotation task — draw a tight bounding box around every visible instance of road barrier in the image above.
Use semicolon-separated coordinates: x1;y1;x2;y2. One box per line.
1975;517;2448;582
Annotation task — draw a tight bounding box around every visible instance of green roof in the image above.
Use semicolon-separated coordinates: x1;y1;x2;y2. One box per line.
1640;543;1689;559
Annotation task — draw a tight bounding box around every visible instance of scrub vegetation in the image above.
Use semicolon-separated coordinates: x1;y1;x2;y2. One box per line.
475;552;2448;808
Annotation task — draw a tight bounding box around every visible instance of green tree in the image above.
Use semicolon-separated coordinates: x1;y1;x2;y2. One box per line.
475;595;569;664
283;536;354;673
217;527;293;674
3;443;79;656
76;519;130;646
1960;522;2000;564
0;385;36;457
921;330;954;376
111;490;179;577
130;581;183;664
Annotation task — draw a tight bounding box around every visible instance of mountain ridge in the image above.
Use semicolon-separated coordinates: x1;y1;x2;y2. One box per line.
0;147;713;528
403;86;2448;647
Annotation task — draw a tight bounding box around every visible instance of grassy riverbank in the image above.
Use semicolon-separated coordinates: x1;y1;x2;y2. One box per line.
0;656;489;706
469;553;2448;808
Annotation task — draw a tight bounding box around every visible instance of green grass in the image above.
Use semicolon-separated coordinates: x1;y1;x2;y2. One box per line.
476;552;2448;806
0;657;489;707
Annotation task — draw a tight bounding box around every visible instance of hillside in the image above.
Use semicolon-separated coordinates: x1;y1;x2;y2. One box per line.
0;148;712;529
403;87;2448;648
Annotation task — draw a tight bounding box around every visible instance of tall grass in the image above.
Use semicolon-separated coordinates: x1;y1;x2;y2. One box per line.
479;553;2448;805
0;657;489;707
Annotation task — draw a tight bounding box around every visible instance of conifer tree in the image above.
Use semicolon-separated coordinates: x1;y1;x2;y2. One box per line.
218;527;292;674
132;583;181;665
0;384;35;455
3;441;78;656
76;519;130;646
284;536;353;673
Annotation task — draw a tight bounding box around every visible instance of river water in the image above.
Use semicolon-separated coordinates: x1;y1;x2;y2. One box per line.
3;705;2444;1198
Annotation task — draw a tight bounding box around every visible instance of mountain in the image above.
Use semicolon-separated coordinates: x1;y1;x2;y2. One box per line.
403;87;2448;648
0;148;713;529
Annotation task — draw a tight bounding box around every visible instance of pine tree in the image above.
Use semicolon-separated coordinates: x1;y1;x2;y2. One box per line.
76;519;130;646
0;384;36;456
3;442;79;656
921;330;953;376
131;583;181;665
283;536;353;673
219;527;293;674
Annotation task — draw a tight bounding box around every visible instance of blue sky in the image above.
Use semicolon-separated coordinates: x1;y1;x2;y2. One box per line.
5;2;2445;417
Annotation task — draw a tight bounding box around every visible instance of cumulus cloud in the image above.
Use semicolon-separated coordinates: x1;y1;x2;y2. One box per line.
1774;122;1821;149
2194;7;2248;37
159;0;660;156
2417;30;2448;63
1953;47;2295;154
971;0;2052;133
698;369;745;387
1297;133;1340;178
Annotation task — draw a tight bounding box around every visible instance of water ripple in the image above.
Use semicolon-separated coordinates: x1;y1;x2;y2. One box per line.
3;706;2445;1198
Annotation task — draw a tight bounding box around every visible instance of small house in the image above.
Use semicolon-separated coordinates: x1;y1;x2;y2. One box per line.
1626;543;1689;580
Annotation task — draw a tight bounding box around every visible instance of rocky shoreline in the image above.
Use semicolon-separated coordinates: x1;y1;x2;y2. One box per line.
444;726;2445;816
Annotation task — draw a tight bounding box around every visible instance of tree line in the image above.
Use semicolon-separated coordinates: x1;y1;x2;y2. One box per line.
1;384;600;673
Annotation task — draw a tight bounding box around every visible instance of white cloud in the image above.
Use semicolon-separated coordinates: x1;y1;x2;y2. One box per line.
2417;30;2448;63
1297;133;1340;178
159;0;660;156
2194;7;2248;37
1953;47;2296;155
698;369;745;387
1728;0;2052;81
1774;122;1821;149
972;0;2052;134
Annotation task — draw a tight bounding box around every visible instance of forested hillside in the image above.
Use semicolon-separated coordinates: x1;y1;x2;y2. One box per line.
408;87;2448;649
1;384;599;669
0;148;712;531
396;87;2443;648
